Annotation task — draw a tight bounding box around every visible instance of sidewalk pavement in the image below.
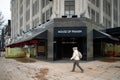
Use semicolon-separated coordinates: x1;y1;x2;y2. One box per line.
0;57;120;80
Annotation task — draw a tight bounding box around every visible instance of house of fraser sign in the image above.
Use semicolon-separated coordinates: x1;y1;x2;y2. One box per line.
58;30;82;34
54;27;87;37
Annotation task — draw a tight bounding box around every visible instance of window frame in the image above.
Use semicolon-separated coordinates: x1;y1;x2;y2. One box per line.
64;0;75;18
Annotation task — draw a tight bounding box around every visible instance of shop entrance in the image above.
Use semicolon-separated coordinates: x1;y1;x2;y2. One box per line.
37;40;47;59
93;39;106;58
54;37;86;60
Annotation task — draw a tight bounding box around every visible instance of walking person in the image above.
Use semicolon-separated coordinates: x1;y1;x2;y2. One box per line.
70;47;84;73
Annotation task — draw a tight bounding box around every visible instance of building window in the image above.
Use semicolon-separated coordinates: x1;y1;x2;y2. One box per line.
20;29;23;35
46;10;49;21
46;0;49;5
89;0;99;7
96;0;100;7
42;7;52;23
26;9;30;22
32;3;34;16
88;6;91;17
42;13;45;23
103;0;106;13
20;17;23;27
103;18;111;27
50;7;52;17
37;0;39;12
42;0;50;8
26;24;30;31
32;0;39;16
32;18;39;28
108;21;111;27
103;17;106;26
26;0;30;8
114;0;118;8
42;0;46;8
103;0;111;17
96;12;99;23
91;0;95;4
107;2;111;17
35;18;39;27
20;0;23;4
91;9;95;21
114;9;118;21
114;24;117;27
20;5;23;15
32;20;35;28
64;0;75;18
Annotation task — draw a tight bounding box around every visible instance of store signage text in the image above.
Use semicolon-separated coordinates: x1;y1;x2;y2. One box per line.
58;30;82;34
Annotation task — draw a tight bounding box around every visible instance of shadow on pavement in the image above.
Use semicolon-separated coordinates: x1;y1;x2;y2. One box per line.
6;58;36;63
98;57;120;63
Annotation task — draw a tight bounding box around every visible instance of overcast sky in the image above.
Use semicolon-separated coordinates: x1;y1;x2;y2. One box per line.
0;0;11;24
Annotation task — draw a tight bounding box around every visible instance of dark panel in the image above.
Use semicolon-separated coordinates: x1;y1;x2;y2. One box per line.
35;30;48;39
93;29;119;41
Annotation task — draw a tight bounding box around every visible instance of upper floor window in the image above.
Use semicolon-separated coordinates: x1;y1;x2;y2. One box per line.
103;0;111;17
42;0;45;8
96;0;100;7
114;9;118;21
20;17;23;27
64;0;75;18
42;13;45;23
26;24;30;32
96;12;99;23
26;9;30;22
42;7;52;23
89;0;100;8
42;0;50;8
26;0;30;8
114;0;118;8
20;0;23;4
91;9;95;21
91;0;95;4
20;5;23;15
32;18;39;28
32;0;39;16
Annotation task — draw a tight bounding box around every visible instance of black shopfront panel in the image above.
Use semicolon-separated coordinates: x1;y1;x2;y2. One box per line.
54;27;87;60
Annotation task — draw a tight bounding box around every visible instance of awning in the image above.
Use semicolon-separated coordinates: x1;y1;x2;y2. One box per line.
93;29;119;41
106;27;120;39
6;28;47;47
14;30;47;44
106;27;120;35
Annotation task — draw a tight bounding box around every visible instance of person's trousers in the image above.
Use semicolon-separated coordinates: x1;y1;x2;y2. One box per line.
72;60;84;72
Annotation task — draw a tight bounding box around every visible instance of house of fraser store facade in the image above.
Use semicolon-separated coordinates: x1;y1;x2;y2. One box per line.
6;18;120;60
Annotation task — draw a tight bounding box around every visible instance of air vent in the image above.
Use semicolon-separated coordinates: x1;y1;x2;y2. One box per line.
62;15;67;18
72;15;77;18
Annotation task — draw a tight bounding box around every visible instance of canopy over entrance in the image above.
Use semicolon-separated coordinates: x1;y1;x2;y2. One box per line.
93;29;119;41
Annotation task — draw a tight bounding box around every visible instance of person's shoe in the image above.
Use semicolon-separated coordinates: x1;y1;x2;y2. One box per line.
71;70;74;72
81;70;84;73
